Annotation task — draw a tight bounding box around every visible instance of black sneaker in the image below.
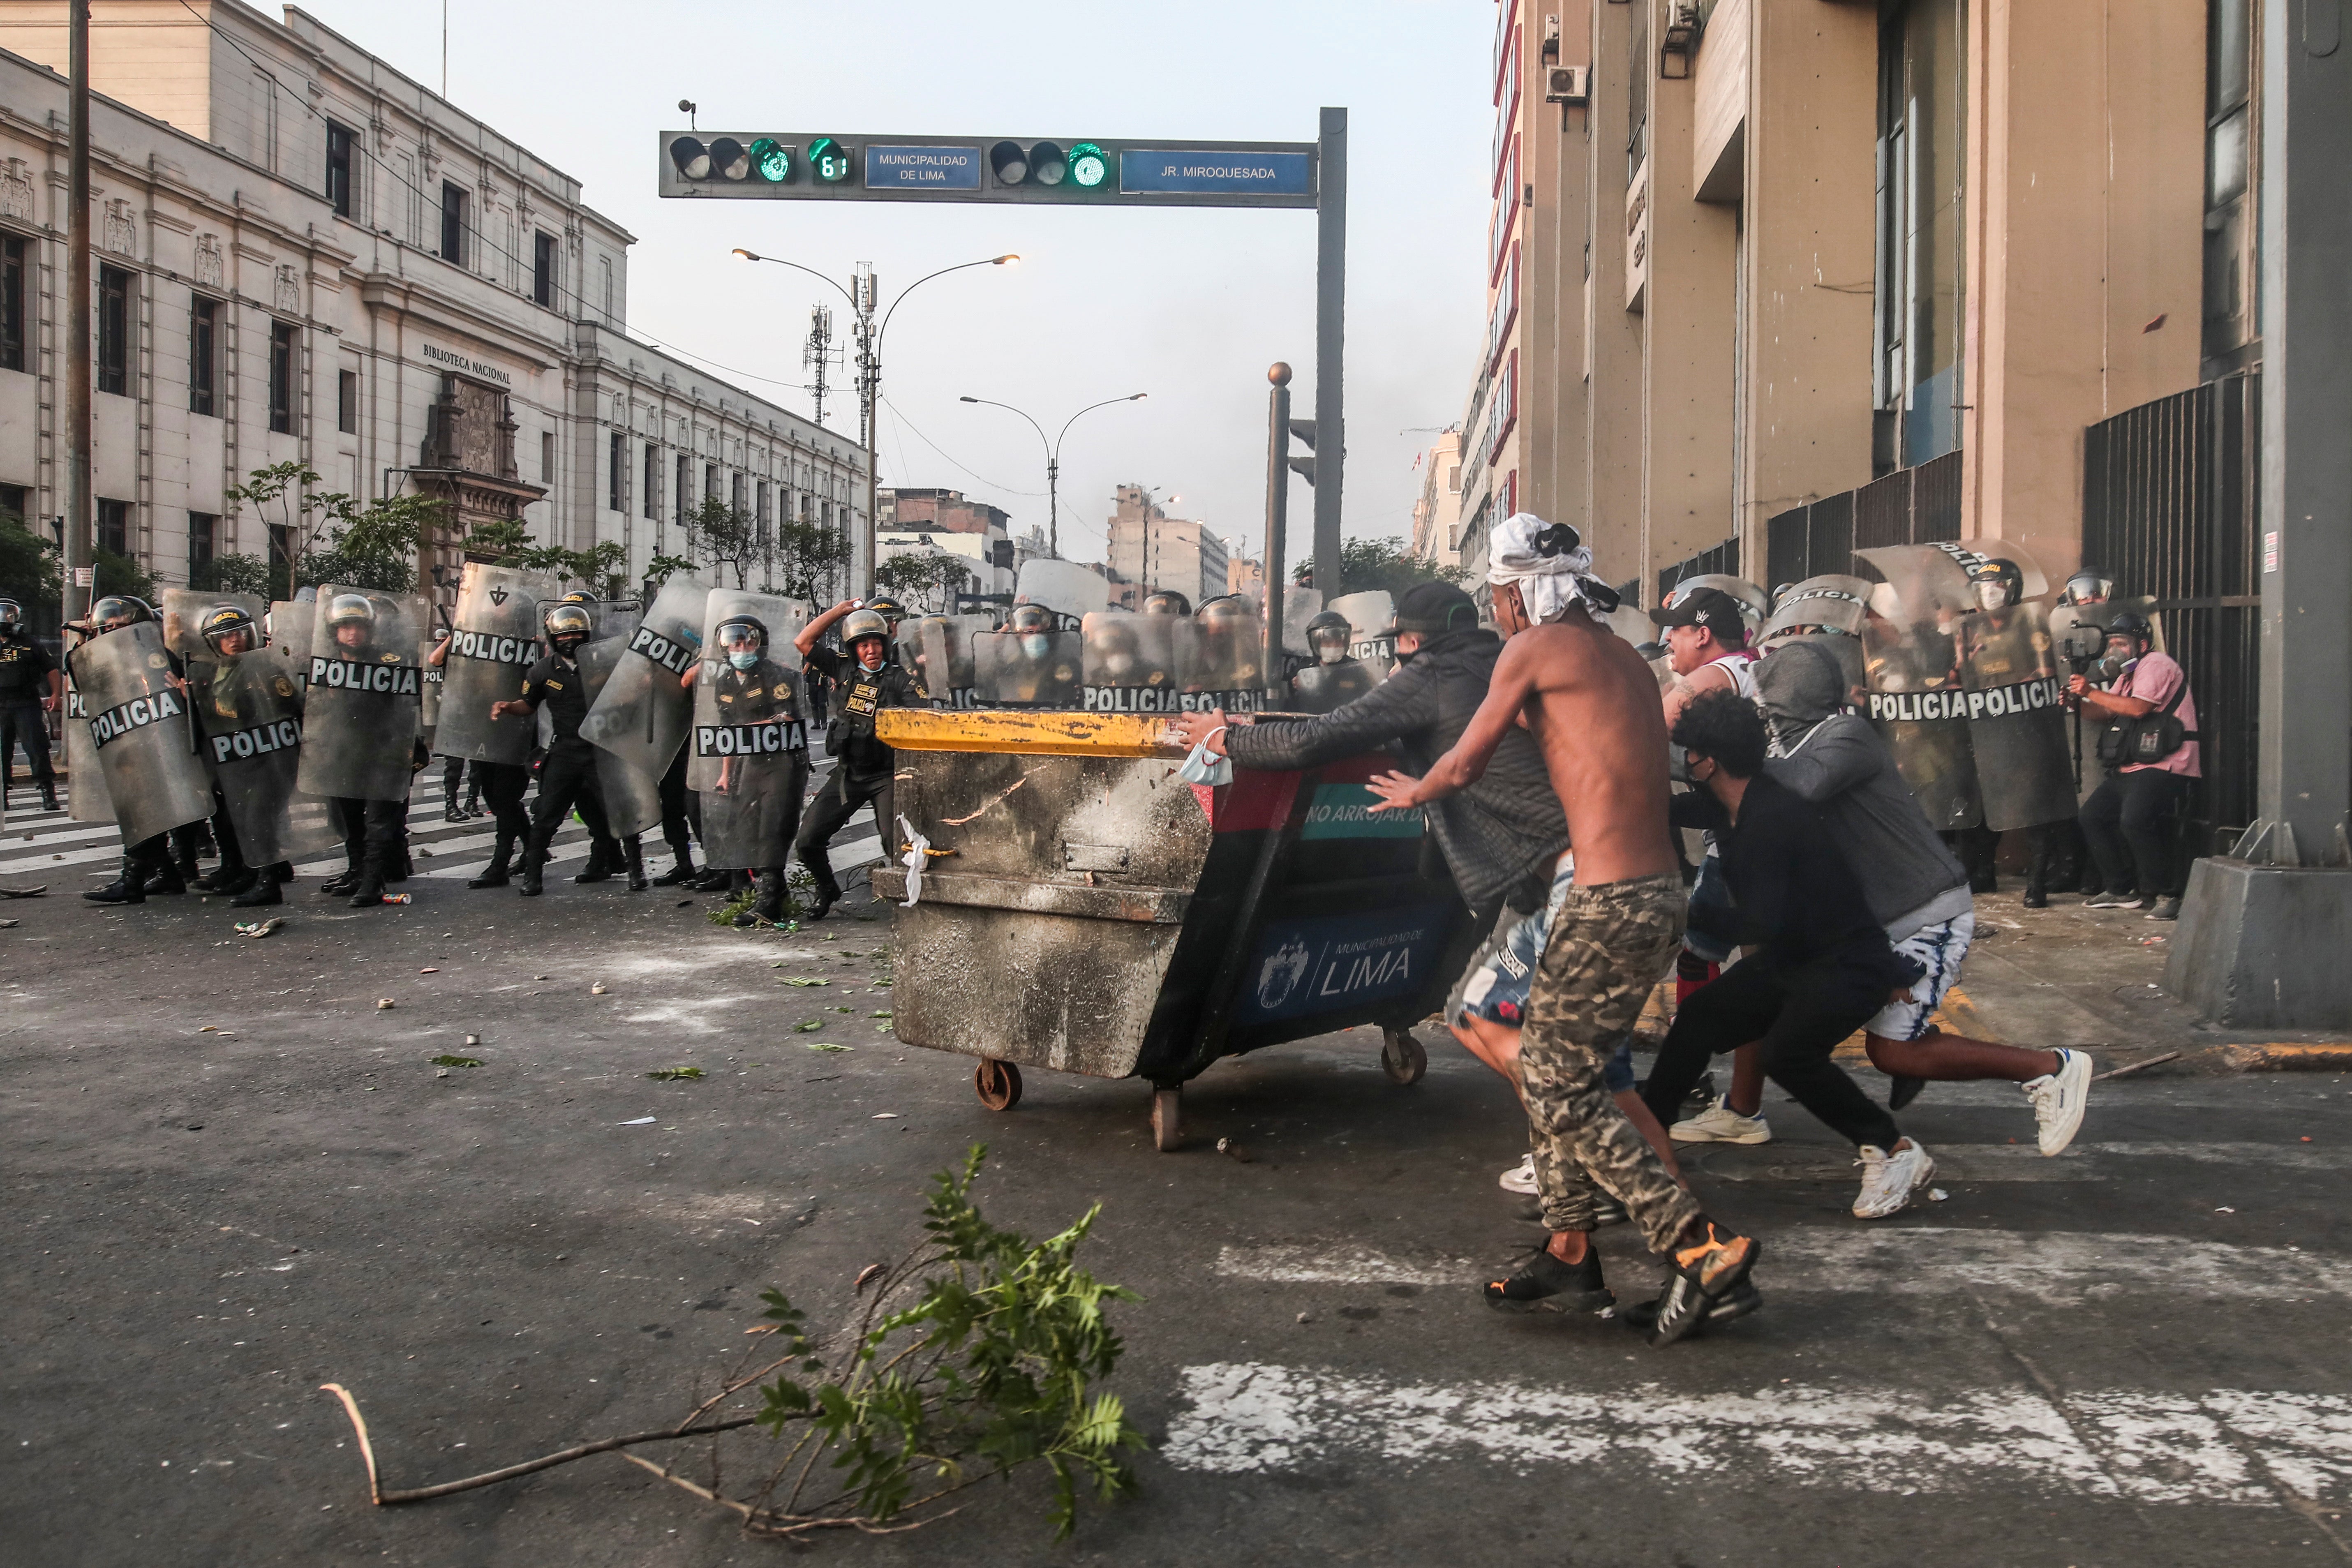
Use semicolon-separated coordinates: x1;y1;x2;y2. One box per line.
1482;1245;1614;1314
1617;1277;1762;1336
1647;1221;1759;1347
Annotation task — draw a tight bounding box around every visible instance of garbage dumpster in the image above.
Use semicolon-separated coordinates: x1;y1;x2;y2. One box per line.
868;709;1478;1150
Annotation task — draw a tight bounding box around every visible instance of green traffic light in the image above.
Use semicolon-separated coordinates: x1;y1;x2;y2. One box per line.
749;137;792;183
809;137;853;184
1068;142;1110;189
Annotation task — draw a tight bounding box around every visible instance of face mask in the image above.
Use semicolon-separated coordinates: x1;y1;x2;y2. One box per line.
1021;635;1050;659
1316;643;1345;666
1975;584;2008;612
728;649;760;671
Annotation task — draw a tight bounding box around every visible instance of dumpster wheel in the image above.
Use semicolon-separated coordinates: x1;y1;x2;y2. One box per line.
1380;1028;1428;1086
1151;1087;1183;1152
974;1058;1023;1112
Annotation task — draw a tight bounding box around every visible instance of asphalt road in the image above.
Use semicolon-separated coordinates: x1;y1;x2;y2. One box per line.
5;797;2350;1566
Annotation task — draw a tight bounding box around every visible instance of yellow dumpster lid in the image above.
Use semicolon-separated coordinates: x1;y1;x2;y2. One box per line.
876;709;1185;758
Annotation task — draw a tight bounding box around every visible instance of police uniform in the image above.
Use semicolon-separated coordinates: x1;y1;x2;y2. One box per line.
794;644;917;902
0;625;59;806
511;648;623;889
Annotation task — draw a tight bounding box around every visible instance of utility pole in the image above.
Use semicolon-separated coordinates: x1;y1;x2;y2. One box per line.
1312;106;1347;596
1046;452;1060;561
62;0;92;628
1262;363;1293;701
853;263;878;598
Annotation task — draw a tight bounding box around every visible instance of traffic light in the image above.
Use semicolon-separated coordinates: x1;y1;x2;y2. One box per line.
987;140;1114;191
1287;417;1317;485
749;136;792;183
669;133;795;184
1068;142;1111;189
808;137;853;184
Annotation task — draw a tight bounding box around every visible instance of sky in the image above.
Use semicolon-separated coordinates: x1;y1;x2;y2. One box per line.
287;0;1495;568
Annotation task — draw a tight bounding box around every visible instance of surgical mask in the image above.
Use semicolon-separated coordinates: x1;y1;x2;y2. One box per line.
1021;635;1051;659
1316;643;1346;666
1975;583;2008;612
728;649;760;671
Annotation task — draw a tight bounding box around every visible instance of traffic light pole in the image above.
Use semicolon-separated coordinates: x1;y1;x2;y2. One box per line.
62;0;92;628
1312;108;1346;598
1263;363;1293;700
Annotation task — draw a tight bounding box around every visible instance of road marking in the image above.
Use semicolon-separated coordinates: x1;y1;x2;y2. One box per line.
1162;1362;2352;1506
1215;1229;2352;1302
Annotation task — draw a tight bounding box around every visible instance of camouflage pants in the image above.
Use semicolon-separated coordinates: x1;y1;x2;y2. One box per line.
1517;871;1698;1252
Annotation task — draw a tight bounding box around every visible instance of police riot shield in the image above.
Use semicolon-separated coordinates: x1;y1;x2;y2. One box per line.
295;587;425;804
1774;632;1869;712
417;603;447;741
575;634;667;840
1857;545;1982;831
62;667;113;824
1196;598;1267;709
1762;575;1873;643
1081;611;1195;713
687;590;809;870
908;614;991;708
434;563;561;765
189;643;338;865
268;599;315;688
973;628;1083;708
66;621;214;847
1952;540;2075;831
581;572;708;785
1663;574;1770;642
1328;591;1396;681
1015;558;1108;619
159;589;264;661
1289;659;1378;715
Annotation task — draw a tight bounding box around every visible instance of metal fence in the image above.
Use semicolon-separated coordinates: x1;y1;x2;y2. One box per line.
1764;449;1964;588
1657;536;1741;607
2082;372;2261;852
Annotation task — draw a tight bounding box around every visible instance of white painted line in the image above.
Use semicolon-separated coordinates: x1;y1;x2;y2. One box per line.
1215;1229;2352;1303
1162;1363;2352;1507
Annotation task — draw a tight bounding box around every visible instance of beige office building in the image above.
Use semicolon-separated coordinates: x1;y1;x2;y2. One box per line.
1103;483;1227;609
1409;425;1466;570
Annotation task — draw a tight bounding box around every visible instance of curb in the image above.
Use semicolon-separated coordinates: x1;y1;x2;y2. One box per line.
2217;1043;2352;1073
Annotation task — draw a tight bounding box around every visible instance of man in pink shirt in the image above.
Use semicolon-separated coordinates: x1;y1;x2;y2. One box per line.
2070;611;2198;921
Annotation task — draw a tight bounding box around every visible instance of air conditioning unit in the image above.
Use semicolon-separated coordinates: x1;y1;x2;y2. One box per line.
1545;65;1590;105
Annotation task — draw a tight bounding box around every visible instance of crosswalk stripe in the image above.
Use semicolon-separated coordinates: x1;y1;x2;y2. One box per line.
1162;1363;2352;1505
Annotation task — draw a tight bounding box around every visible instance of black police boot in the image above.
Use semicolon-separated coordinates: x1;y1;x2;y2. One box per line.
83;855;148;904
804;880;841;923
686;866;732;892
518;849;545;898
388;844;413;882
39;783;60;812
229;872;283;908
320;850;361;897
349;851;389;907
468;834;516;889
574;839;617;884
143;859;189;896
624;842;649;893
206;865;258;897
652;853;698;887
735;868;786;928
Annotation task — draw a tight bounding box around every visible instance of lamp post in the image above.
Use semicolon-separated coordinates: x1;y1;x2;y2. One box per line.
957;393;1147;562
733;249;1016;595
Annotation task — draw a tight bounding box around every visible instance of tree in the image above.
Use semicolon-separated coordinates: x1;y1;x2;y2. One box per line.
227;462;444;596
1292;535;1467;598
190;552;272;598
93;546;157;604
0;509;60;612
876;548;974;613
771;515;851;603
683;497;762;589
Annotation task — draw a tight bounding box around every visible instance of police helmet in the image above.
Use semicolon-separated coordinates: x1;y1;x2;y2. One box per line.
1197;593;1251;624
863;595;909;625
2060;569;2113;605
200;604;259;656
1305;609;1353;662
1007;604;1056;637
1965;557;2026;609
714;614;769;653
90;594;152;629
1141;590;1192;617
1772;584;1797;609
0;597;22;629
543;603;594;647
840;607;891;649
2103;610;2153;650
325;593;377;631
559;589;596;605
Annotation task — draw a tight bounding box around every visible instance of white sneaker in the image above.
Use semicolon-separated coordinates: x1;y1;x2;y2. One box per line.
1669;1095;1773;1145
1853;1141;1936;1219
2025;1048;2093;1156
1498;1153;1537;1194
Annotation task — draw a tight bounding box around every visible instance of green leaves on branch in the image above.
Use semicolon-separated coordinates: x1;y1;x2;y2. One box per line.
1292;533;1469;596
228;461;447;596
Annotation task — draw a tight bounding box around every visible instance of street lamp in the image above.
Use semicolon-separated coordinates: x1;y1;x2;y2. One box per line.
733;248;1017;594
957;392;1148;561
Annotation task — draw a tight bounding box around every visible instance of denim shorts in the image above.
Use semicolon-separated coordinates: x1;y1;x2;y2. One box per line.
1449;855;1636;1093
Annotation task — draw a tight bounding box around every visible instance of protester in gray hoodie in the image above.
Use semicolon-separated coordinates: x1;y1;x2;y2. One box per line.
1753;639;2091;1155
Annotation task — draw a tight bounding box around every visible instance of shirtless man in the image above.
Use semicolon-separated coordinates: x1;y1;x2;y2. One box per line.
1366;513;1761;1346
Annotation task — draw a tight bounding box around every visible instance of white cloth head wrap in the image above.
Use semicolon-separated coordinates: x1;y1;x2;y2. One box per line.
1486;512;1620;622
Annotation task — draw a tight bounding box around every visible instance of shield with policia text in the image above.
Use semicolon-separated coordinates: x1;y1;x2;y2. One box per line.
62;667;112;824
1942;540;2077;831
973;626;1083;708
189;642;339;865
1857;544;1982;831
575;633;668;840
159;588;264;662
1081;610;1195;713
688;590;809;870
295;587;425;803
434;563;562;765
66;621;214;847
907;614;991;708
581;572;709;784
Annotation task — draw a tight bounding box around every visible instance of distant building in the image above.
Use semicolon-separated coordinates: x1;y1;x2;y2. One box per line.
876;487;1014;601
1103;483;1226;608
1409;428;1466;571
1226;548;1263;600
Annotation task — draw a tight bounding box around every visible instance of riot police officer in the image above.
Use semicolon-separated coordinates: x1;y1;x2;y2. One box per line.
792;600;919;921
491;602;635;896
1291;610;1376;714
74;595;211;903
685;612;806;926
0;596;61;812
310;593;426;908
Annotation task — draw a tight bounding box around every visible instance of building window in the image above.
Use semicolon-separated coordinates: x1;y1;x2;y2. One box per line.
188;296;217;415
705;462;719;510
97;498;129;558
609;431;624;511
542;430;555;483
268;523;296;584
0;234;23;373
326;120;355;217
532;231;556;308
756;479;769;527
642;441;658;520
677;454;692;523
187;510;217;583
732;471;746;515
268;321;297;434
440;182;467;265
98;265;131;396
337;368;357;433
